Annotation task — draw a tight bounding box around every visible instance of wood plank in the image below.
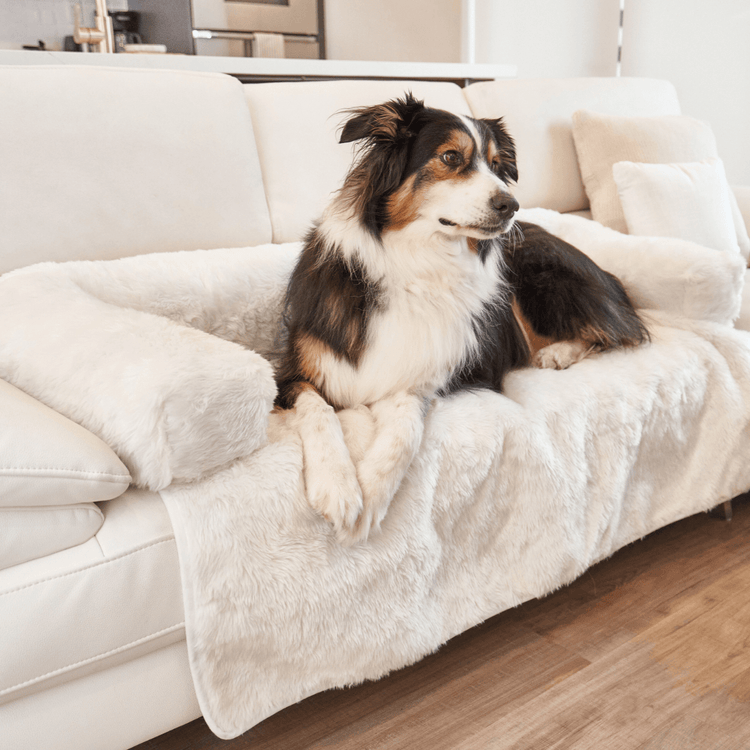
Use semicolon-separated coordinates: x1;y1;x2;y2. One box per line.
515;501;750;662
232;619;589;750
631;564;750;702
457;623;750;750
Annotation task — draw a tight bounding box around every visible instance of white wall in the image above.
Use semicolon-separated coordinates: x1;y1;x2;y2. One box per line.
475;0;621;78
325;0;461;63
621;0;750;185
472;0;750;184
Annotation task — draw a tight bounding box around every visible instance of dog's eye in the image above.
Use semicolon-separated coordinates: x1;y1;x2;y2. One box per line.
441;150;463;167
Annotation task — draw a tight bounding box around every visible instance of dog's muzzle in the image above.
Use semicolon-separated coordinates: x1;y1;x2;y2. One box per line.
491;191;520;224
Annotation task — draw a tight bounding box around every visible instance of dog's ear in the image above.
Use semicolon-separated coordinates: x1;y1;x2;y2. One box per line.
339;93;426;145
482;117;518;184
337;94;427;236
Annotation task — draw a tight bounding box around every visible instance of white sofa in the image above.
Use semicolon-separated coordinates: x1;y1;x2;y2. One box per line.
2;65;750;750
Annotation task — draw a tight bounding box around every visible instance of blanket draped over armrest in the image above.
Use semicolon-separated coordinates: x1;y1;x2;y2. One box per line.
0;244;299;489
0;212;748;738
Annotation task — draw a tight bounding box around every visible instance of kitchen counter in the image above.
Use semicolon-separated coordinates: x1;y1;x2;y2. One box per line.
0;49;516;85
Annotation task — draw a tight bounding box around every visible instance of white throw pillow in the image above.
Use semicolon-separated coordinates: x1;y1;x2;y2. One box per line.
0;377;131;507
572;110;750;261
613;159;740;254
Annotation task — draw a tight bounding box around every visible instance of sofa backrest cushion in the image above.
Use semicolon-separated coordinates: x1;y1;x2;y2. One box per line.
463;77;682;213
0;66;272;275
243;79;473;243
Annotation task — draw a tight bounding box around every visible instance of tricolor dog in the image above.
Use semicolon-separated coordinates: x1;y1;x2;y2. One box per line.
275;94;648;544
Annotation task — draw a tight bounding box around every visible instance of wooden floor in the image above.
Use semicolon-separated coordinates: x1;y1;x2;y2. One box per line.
135;495;750;750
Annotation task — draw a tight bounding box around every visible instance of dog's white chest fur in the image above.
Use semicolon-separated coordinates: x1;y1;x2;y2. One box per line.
320;221;505;408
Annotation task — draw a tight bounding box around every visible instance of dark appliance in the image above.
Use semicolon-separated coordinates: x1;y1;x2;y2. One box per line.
109;11;142;53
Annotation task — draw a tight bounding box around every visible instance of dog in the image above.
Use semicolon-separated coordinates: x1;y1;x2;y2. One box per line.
275;93;648;544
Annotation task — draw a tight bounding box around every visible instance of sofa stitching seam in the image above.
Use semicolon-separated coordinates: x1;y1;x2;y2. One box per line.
0;468;130;480
0;537;176;597
0;622;186;696
0;505;103;513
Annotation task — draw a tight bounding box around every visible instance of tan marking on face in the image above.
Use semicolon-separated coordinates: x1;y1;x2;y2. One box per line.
434;129;477;180
511;298;556;358
385;173;421;231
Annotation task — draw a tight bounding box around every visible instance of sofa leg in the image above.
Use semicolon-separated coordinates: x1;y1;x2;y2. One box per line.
709;500;733;521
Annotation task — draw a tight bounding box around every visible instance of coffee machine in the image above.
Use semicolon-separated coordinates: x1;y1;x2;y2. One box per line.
110;11;142;53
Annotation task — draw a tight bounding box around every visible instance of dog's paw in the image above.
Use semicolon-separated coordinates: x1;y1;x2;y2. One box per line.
304;450;363;545
292;389;364;544
533;340;590;370
340;391;424;544
350;460;396;544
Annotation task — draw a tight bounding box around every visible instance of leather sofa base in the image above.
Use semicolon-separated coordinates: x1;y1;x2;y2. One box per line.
1;639;201;750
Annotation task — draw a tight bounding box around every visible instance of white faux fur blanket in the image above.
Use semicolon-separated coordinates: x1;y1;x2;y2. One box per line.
1;210;749;738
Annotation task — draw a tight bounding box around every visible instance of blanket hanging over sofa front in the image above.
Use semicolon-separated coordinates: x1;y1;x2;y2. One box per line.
1;209;749;739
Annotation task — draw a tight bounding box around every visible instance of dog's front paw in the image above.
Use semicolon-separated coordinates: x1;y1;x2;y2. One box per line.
533;340;590;370
350;460;396;544
304;449;363;545
292;389;364;544
341;391;424;544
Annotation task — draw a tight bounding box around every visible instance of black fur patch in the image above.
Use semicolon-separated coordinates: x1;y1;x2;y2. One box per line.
274;228;382;409
446;223;649;395
442;291;529;395
505;222;650;349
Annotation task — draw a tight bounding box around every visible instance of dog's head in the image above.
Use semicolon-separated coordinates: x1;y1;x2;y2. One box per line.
338;93;519;241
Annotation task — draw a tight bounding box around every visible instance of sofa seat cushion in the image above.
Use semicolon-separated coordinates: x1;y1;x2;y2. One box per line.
0;504;104;571
463;77;681;213
0;66;272;275
0;487;183;705
243;79;473;243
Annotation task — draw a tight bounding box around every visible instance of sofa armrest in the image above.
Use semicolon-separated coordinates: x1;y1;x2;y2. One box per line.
0;269;277;490
519;208;746;326
22;243;302;359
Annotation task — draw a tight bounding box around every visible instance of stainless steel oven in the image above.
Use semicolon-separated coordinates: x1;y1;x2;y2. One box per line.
192;0;324;59
129;0;324;59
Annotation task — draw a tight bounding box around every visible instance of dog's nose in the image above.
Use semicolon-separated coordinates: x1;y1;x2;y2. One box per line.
491;192;519;221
